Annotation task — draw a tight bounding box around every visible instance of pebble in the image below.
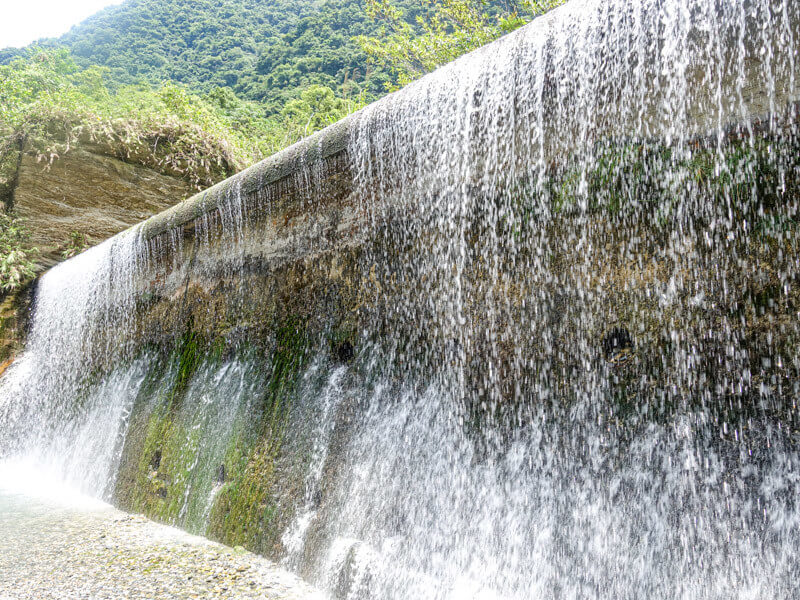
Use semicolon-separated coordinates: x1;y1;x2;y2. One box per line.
0;498;325;600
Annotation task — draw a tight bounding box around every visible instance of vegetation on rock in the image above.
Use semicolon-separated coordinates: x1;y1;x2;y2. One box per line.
0;212;37;294
0;49;357;191
60;232;90;260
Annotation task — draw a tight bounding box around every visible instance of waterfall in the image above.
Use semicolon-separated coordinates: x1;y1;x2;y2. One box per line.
2;0;800;598
0;231;147;497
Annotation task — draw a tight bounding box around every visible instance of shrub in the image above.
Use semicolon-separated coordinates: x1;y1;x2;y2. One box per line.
0;212;38;293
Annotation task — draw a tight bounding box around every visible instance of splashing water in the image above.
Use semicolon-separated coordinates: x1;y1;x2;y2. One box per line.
282;363;349;568
0;230;147;497
1;0;800;599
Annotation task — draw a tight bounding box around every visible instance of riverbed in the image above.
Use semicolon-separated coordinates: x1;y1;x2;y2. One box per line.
0;463;324;600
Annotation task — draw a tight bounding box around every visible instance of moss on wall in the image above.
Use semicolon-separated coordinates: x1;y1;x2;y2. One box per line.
113;312;322;556
94;122;800;568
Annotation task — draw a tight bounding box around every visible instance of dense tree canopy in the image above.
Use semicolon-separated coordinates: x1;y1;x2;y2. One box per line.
0;0;559;115
358;0;564;88
1;0;396;115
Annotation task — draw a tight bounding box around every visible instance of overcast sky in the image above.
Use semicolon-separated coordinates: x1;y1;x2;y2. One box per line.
0;0;123;49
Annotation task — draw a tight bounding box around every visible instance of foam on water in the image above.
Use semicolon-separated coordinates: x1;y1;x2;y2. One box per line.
0;458;111;510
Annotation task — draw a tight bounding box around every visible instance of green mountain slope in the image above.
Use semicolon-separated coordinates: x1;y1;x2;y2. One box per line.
4;0;402;114
2;0;538;117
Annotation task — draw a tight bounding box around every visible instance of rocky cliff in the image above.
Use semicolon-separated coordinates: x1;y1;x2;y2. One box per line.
0;138;197;361
10;141;196;266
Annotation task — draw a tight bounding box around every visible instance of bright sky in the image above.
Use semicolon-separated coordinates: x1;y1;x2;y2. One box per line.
0;0;123;49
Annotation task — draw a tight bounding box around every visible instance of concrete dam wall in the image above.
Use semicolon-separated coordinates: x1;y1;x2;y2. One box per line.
3;0;800;598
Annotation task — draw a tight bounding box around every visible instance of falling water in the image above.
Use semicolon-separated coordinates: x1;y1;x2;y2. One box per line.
315;0;800;596
0;231;148;497
1;0;800;598
318;0;800;596
281;363;348;568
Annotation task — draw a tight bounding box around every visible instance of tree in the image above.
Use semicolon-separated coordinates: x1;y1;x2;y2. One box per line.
357;0;565;89
280;84;365;142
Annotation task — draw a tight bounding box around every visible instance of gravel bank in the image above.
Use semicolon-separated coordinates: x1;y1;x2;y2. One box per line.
0;490;325;600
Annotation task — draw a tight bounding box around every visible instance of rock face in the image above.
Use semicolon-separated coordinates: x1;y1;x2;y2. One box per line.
12;145;195;265
0;285;33;364
0;141;196;363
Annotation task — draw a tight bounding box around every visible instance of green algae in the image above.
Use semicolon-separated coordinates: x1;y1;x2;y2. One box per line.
112;314;316;559
207;316;312;555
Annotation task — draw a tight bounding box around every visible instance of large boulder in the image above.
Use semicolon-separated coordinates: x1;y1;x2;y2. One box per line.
12;143;195;266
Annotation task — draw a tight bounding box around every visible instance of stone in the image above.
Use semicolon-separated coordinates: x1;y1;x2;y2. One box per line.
13;146;194;266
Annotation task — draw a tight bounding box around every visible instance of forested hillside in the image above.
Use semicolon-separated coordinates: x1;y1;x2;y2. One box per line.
1;0;418;114
0;0;547;115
